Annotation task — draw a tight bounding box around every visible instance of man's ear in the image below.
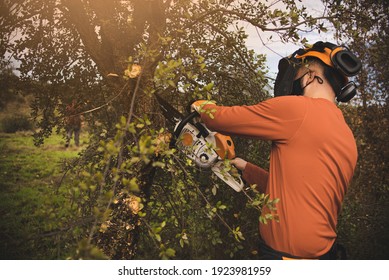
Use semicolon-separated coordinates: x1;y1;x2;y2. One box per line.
305;70;316;84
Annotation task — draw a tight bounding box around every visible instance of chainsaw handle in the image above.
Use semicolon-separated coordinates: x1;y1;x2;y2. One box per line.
211;161;245;192
173;111;199;139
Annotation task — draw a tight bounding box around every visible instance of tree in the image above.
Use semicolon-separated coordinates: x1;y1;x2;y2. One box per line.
1;0;332;259
324;0;389;259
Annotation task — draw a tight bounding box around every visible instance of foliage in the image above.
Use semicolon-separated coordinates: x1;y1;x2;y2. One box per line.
0;66;24;109
2;0;378;260
1;114;33;133
324;0;389;259
0;69;34;132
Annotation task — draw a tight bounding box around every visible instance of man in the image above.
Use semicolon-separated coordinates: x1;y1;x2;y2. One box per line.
65;100;82;147
193;42;361;259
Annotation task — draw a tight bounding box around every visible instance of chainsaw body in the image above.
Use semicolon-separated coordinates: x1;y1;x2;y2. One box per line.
173;112;244;192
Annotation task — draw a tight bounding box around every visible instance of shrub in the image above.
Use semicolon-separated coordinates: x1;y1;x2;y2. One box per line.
1;114;33;133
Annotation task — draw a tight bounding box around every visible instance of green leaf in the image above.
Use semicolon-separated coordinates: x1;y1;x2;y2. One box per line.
168;80;176;88
165;248;176;257
203;82;214;91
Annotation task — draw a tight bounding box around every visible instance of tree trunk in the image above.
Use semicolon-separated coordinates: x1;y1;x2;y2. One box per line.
62;0;166;116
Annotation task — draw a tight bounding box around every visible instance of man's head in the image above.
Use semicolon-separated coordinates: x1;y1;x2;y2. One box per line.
274;41;362;102
291;57;348;99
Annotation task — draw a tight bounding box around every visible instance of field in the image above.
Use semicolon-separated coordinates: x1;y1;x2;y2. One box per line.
0;131;87;259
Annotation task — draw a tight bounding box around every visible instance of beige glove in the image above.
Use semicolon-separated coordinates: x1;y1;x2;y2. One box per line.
190;100;216;113
230;157;248;171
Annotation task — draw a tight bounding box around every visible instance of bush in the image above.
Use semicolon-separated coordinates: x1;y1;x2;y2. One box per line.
1;114;33;133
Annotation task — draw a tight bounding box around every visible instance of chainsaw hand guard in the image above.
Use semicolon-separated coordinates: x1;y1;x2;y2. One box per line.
173;112;244;192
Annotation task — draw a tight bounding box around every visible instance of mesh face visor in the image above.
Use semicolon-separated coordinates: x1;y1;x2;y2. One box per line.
273;52;300;97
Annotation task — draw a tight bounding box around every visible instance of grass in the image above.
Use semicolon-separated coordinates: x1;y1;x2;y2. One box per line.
0;131;88;259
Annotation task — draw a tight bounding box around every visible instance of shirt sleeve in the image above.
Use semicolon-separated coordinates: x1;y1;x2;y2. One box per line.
199;96;307;143
242;162;269;193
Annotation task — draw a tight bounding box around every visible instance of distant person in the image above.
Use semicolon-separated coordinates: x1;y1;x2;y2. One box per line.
65;100;82;147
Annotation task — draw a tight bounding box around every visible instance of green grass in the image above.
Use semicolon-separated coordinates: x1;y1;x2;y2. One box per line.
0;131;88;259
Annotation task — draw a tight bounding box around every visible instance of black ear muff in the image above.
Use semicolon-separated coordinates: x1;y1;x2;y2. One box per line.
331;49;362;77
336;82;357;103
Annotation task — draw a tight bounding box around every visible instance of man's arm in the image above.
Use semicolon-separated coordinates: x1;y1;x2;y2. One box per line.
196;96;307;142
231;158;268;193
243;162;269;193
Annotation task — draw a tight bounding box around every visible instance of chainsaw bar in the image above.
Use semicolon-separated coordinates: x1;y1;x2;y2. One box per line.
154;92;185;125
155;91;244;192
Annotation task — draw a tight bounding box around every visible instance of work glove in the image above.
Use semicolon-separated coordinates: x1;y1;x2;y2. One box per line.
190;100;216;113
230;157;248;172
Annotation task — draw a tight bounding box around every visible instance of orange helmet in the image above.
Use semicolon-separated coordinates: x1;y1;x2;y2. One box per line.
295;42;361;77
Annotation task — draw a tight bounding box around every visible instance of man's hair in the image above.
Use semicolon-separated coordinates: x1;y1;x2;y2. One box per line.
303;57;348;96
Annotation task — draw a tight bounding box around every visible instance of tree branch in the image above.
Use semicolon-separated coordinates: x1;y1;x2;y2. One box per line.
60;0;112;74
185;7;335;33
204;21;259;76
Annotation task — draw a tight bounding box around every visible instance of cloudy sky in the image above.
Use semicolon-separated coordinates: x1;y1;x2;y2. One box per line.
243;0;337;78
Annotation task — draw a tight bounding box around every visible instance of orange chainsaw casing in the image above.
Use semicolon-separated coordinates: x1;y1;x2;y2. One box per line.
214;133;236;160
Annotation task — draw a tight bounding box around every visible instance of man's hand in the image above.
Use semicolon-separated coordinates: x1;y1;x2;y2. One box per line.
230;157;247;171
191;100;216;113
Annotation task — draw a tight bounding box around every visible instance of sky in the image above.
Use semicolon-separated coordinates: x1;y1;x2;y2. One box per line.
243;0;336;79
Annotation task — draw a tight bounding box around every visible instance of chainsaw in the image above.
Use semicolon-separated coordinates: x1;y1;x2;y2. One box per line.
155;92;244;192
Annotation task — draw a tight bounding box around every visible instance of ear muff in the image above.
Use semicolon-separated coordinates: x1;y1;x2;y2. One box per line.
330;49;362;77
336;82;357;103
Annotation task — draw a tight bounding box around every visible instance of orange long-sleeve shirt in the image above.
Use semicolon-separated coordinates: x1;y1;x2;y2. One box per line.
200;96;357;258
